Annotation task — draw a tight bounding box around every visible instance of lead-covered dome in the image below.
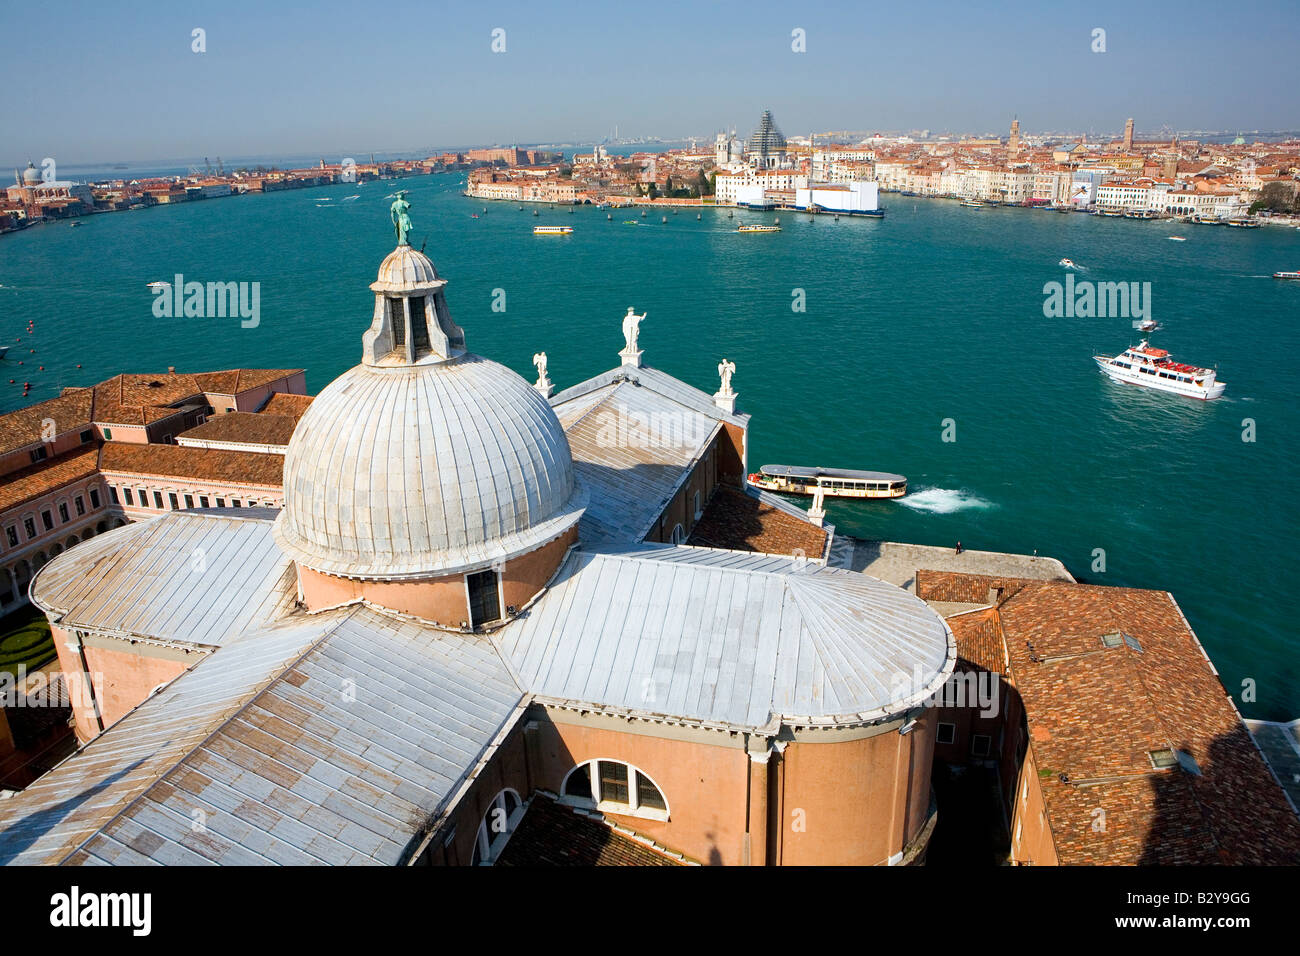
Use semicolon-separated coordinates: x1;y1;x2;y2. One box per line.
273;209;585;581
274;355;585;579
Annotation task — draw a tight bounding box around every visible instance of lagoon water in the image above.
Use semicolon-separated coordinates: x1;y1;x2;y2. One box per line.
2;173;1298;717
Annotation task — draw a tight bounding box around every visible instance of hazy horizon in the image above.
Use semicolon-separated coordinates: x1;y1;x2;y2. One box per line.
6;0;1299;169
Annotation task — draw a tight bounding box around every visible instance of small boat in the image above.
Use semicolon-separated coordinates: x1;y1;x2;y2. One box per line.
471;214;480;219
0;346;9;360
1273;270;1300;280
959;199;988;208
622;219;638;225
1094;340;1225;401
1058;258;1078;269
1168;236;1187;241
747;465;907;499
69;221;81;228
146;281;169;290
1137;318;1158;332
737;224;780;234
533;225;572;235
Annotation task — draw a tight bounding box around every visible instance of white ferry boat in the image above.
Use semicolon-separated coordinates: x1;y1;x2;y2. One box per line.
747;465;907;499
1273;269;1300;280
959;199;988;208
533;225;573;235
1094;340;1225;401
737;224;780;233
1059;258;1078;269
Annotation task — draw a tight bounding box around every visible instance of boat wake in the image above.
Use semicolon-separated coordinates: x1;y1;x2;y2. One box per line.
899;488;995;514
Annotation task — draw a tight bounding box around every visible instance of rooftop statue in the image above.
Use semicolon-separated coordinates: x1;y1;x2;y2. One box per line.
718;358;736;396
622;307;643;354
391;191;413;246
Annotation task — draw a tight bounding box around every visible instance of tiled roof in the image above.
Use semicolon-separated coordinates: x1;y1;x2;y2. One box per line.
0;392;94;455
178;412;297;447
915;569;1037;605
257;392;314;421
99;442;283;487
999;581;1300;865
0;444;100;514
687;485;826;559
945;608;1005;673
194;369;301;394
495;793;685;866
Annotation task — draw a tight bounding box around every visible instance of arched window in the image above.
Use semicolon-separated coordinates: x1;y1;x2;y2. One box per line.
670;523;685;545
471;788;523;865
560;759;668;821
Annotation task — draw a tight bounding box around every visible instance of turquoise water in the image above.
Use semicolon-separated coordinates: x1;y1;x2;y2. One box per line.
2;175;1298;718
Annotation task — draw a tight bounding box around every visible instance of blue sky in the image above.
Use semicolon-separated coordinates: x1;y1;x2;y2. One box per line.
4;0;1297;165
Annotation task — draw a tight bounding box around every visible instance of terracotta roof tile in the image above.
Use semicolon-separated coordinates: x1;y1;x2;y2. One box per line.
178;413;297;447
98;442;283;488
0;392;94;455
256;392;313;421
0;445;101;514
687;485;826;558
495;793;686;866
1000;581;1300;865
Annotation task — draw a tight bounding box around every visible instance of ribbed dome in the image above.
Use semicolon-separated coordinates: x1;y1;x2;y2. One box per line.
22;163;41;185
373;246;440;292
273;353;586;580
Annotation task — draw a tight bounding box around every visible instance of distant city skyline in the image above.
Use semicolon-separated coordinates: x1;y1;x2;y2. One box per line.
6;0;1299;168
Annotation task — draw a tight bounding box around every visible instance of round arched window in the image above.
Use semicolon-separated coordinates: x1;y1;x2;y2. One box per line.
471;788;523;865
561;760;668;821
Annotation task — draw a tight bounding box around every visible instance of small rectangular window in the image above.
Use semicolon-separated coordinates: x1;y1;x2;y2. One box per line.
57;503;69;522
199;496;210;508
937;722;956;745
124;488;135;506
75;496;85;516
30;447;48;464
103;427;113;440
231;498;242;508
184;494;195;508
599;761;629;805
169;493;179;510
41;511;53;531
139;489;148;507
106;487;117;505
5;527;18;548
24;518;37;538
216;497;226;508
971;734;991;757
80;429;93;443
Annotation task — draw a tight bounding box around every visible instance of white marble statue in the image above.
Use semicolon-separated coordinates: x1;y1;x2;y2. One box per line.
718;358;736;396
622;307;643;354
532;351;551;385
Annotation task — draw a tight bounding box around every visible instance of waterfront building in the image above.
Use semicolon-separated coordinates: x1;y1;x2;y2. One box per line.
922;570;1300;864
0;369;306;616
0;219;957;866
7;163;94;219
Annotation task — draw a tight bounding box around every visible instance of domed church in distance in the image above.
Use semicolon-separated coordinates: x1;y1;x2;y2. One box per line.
1;204;955;866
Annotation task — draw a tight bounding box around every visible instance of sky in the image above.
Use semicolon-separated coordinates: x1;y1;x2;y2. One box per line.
3;0;1298;167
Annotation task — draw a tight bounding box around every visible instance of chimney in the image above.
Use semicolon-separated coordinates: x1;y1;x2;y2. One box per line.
167;366;176;374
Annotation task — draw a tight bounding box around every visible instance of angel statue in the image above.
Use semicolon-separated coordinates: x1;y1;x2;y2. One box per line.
390;191;414;246
532;351;549;384
718;358;736;396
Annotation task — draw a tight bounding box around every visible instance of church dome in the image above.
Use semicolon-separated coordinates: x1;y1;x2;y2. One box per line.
273;197;585;581
22;162;41;184
274;356;585;579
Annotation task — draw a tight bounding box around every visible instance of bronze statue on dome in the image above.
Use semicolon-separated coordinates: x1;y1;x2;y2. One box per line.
390;191;413;246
